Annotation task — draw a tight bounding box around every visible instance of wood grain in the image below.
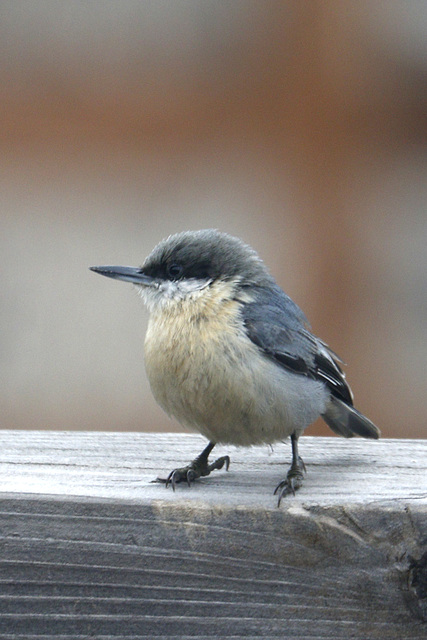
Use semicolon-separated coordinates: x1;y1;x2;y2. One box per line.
0;431;425;638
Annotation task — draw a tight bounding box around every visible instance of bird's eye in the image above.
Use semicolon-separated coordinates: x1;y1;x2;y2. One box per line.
167;263;183;279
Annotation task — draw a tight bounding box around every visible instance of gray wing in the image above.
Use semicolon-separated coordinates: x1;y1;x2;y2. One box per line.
241;285;354;406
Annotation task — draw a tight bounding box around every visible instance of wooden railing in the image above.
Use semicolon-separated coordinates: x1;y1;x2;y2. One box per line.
0;431;426;638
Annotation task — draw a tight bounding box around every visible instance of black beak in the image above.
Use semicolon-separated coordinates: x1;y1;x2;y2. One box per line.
90;265;155;286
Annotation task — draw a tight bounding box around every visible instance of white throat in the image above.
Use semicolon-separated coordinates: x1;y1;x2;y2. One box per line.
137;277;212;313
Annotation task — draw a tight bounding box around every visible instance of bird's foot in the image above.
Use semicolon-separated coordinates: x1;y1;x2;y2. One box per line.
274;456;306;506
156;454;230;490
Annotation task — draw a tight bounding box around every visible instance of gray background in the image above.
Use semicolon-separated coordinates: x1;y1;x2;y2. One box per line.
1;1;426;438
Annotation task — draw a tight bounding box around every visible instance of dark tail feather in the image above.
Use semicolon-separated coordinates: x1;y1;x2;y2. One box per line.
322;396;380;439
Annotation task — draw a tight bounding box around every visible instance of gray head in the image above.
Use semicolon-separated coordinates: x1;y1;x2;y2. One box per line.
142;230;272;284
90;230;274;309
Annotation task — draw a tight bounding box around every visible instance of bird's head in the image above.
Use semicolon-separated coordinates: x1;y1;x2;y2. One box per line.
90;229;273;312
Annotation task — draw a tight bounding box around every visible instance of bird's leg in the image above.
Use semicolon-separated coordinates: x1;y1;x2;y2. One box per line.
155;441;230;490
274;433;306;506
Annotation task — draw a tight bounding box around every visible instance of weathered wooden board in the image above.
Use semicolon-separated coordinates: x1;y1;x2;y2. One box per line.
0;431;426;639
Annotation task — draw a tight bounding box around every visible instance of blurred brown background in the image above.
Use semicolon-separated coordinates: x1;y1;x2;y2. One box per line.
1;2;426;438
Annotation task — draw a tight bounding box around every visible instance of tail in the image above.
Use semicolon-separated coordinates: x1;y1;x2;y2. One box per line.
322;395;380;439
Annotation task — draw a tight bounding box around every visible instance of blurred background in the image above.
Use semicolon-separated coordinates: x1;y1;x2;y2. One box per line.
1;1;426;438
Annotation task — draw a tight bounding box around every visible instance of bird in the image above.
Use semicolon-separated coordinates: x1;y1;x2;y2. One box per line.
90;229;380;504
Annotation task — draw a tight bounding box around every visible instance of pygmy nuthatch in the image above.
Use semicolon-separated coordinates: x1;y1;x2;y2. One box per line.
91;229;380;504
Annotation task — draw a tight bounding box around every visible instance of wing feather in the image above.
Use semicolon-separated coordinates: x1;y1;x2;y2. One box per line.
241;285;353;405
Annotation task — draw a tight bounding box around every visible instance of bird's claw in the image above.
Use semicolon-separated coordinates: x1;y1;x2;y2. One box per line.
166;467;197;490
274;455;306;506
208;454;230;473
155;455;230;490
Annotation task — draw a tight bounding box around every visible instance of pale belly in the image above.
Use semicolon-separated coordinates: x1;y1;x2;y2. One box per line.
144;311;328;446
